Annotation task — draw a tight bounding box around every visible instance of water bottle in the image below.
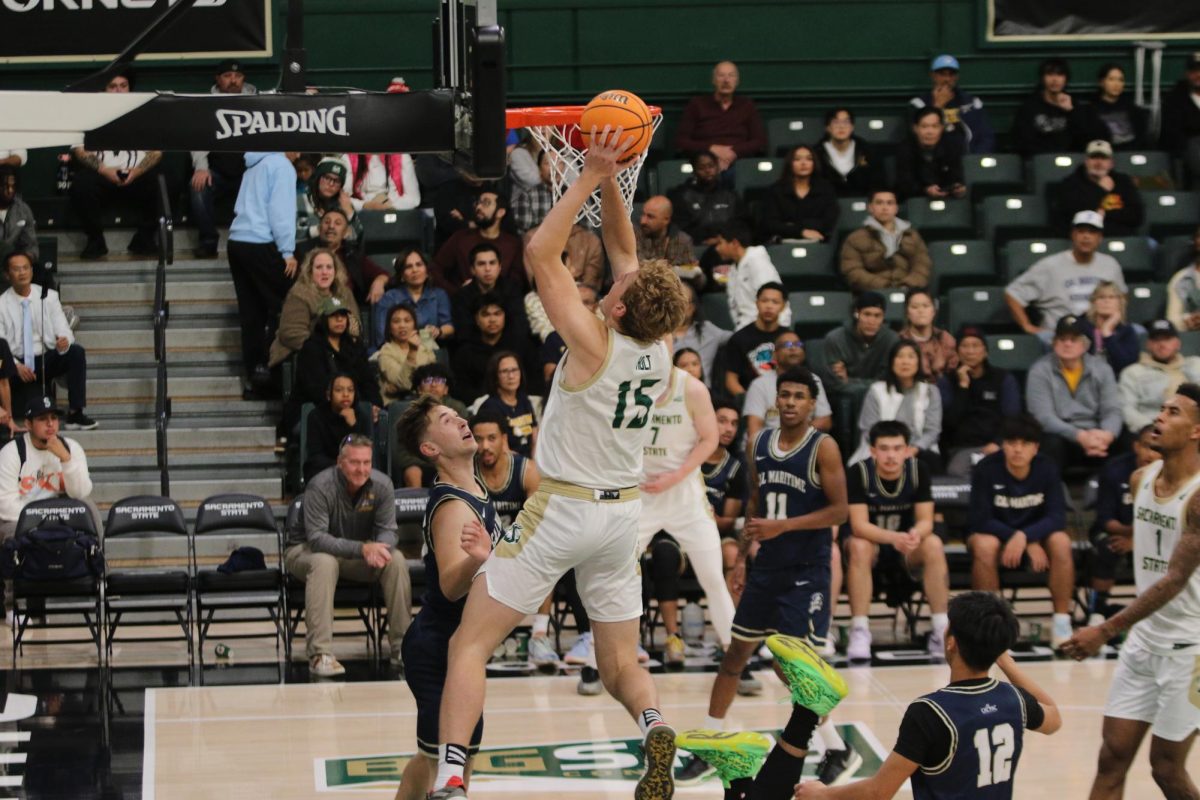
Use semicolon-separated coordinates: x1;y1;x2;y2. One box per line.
55;153;71;194
682;603;706;646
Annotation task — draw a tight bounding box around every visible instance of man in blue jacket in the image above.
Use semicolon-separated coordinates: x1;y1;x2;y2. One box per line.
968;413;1075;650
228;151;299;396
909;54;996;154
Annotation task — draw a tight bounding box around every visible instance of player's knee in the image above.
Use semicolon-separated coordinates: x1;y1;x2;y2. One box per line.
922;534;946;559
969;534;999;560
847;536;873;564
1046;532;1073;558
306;552;340;580
1097;737;1137;773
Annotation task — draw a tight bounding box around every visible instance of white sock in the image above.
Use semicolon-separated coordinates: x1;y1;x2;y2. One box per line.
850;616;869;631
638;708;664;736
531;614;550;637
815;718;844;752
1053;613;1071;626
932;613;949;633
435;743;468;788
704;715;724;731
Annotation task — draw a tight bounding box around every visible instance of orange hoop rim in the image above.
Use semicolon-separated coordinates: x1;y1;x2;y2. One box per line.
505;104;662;130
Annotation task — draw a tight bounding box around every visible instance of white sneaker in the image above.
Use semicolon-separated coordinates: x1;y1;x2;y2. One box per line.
819;637;837;658
1051;616;1073;650
927;627;946;659
846;626;872;661
1087;612;1106;629
528;634;559;665
564;631;593;665
310;653;346;677
758;643;773;661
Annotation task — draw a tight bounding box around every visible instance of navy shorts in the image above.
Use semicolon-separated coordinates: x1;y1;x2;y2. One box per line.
400;609;484;758
731;562;830;646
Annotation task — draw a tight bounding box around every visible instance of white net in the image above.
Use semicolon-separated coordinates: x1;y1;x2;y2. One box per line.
524;114;662;228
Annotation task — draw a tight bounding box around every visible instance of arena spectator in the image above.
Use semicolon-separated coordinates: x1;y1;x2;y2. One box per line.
228;150;299;394
433;188;524;290
671;282;731;389
1025;315;1122;468
850;339;942;470
897;287;957;379
371;248;453;350
451;293;525;404
674;347;704;383
303;373;371;484
300;208;389;305
743;330;833;438
520;223;603;291
816;107;883;198
343;152;420;212
268;248;360;369
0;166;37;264
636;195;696;268
507;137;542;198
758;145;839;243
293;299;381;422
0;337;17;442
1005;211;1126;339
909;54;996;154
1081;63;1149;151
821;291;901;400
723;282;788;398
1055;139;1144;236
285;433;410;676
1160;52;1200;184
474;351;539;457
894;108;966;201
540;283;597;387
1078;280;1140;375
839;189;932;291
509;148;553;235
300;158;358;235
451;243;528;344
1011;58;1089;156
715;221;792;329
421;163;485;245
0;151;24;170
376;303;437;405
1117;319;1200;431
391;363;467;488
0;395;95;540
1165;225;1200;331
674;60;767;170
0;252;95;430
668;150;742;245
967;413;1074;650
70;69;163;260
938;326;1022;477
190;59;257;258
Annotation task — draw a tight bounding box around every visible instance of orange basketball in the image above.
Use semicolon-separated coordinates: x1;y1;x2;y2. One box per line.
579;90;654;163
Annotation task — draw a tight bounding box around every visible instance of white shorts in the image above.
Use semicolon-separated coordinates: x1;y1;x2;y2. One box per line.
637;474;722;554
1104;637;1200;742
483;479;643;623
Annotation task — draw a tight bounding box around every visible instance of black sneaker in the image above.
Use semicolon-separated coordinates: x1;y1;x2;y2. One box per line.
80;237;108;260
816;747;863;786
675;754;716;786
127;233;159;256
577;665;602;696
194;245;219;259
64;411;99;431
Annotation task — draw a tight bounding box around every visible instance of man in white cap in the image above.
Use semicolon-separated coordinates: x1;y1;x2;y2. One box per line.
1005;210;1127;343
1056;139;1145;236
909;54;995;154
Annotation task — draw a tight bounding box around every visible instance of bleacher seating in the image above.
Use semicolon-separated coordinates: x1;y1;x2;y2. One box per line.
1127;283;1166;325
767;115;826;156
985;334;1044;378
904;197;973;239
980;195;1049;244
1002;237;1069;283
358;208;430;257
1155;234;1195;280
733;157;782;192
947;286;1015;333
855;115;904;147
836;197;868;235
926;240;997;293
1141;190;1200;239
1114;150;1173;183
766;242;837;290
962;153;1024;198
655;159;692;195
1029;152;1082;197
788;290;852;339
1099;237;1155;280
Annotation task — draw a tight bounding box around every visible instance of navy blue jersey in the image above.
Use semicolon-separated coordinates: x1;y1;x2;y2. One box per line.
477;452;530;528
847;457;931;533
895;678;1043;800
421;480;504;629
702;450;747;516
1091;451;1136;534
751;427;831;568
967;452;1066;544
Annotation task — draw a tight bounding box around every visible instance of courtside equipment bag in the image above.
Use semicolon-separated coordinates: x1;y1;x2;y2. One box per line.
0;519;104;581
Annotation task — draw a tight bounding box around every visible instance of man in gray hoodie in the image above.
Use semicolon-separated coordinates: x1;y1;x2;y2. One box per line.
1025;314;1122;468
820;291;900;402
1118;319;1200;431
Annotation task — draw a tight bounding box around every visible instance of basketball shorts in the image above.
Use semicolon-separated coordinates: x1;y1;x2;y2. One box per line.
637;474;722;555
1104;636;1200;742
483;479;643;623
731;562;830;647
400;609;484;758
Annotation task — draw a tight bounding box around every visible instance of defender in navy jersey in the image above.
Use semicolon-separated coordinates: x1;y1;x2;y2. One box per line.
470;411;538;528
704;398;748;576
394;396;504;800
794;592;1061;800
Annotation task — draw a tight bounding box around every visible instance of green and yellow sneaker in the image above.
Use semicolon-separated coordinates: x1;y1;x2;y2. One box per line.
674;730;771;788
766;634;848;716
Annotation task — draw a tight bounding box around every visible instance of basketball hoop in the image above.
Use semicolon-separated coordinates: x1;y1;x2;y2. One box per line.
506;105;662;228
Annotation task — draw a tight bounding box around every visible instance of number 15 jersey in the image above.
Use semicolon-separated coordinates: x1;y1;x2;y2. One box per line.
537;327;670;490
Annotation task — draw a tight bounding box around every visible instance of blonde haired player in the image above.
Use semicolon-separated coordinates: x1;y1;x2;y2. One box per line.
1064;384;1200;799
428;127;690;800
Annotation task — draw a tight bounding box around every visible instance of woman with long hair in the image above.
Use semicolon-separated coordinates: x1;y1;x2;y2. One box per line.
1080;280;1141;374
852;339;942;470
673;347;704;383
759;144;839;243
897;287;957;379
269;247;360;367
303;372;371;483
372;247;454;348
1083;63;1148;150
377;303;438;403
672;282;731;388
292;299;382;432
476;351;539;457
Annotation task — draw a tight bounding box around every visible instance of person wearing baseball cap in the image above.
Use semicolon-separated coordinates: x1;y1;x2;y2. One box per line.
1006;210;1127;342
1117;318;1200;432
1055;138;1145;236
1160;52;1200;179
821;290;900;401
909;54;996;154
0;394;95;539
937;325;1022;477
289;296;381;432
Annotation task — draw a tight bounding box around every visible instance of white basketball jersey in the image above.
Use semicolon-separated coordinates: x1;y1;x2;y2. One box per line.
1129;459;1200;654
643;368;696;476
536;327;671;489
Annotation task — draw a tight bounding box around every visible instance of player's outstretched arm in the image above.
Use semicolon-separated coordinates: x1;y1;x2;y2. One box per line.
599;175;639;280
994;652;1062;734
794;752;918;798
431;501;490;601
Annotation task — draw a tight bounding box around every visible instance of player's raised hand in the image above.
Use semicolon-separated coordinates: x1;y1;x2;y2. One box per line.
461;516;492;562
581;125;634;179
1061;624;1107;660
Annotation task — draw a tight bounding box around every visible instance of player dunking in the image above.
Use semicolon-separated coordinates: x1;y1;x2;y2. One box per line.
428;128;690;800
1063;385;1200;799
393;397;504;800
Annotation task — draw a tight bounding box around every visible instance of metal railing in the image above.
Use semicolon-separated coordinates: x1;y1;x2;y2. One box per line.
153;174;173;497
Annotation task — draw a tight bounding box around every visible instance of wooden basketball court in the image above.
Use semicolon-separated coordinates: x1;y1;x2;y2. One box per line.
141;660;1199;798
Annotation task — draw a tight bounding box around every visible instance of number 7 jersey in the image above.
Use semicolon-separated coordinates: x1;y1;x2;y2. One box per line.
536;327;670;489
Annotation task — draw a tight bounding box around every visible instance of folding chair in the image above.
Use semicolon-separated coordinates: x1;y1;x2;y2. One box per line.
1002;238;1070;283
904;198;973;239
192;493;285;666
1114;150;1173;183
927;240;998;292
836;197;869;236
1029;153;1083;198
393;488;429;635
985;334;1046;380
766;242;837;290
788;291;853;340
980;195;1050;245
855;115;905;148
1100;237;1155;281
962;153;1024;198
1126;283;1166;326
946;286;1018;333
733;158;782;192
1141;191;1200;239
357;209;431;256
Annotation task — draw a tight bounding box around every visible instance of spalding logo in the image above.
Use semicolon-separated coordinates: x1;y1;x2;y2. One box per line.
215;106;348;141
594;92;629;104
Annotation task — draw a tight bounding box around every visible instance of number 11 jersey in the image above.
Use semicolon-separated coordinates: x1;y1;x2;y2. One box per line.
750;426;831;569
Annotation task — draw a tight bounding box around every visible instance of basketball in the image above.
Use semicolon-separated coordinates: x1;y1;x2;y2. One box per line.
579;89;654;162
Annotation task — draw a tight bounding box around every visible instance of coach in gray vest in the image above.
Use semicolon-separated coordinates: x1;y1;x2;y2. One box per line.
285;433;411;677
